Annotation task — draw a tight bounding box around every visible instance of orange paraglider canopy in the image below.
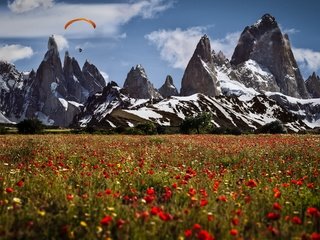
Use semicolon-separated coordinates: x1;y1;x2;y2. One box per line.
64;18;96;29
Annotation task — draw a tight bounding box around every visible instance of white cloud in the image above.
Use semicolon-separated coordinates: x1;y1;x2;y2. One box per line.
293;47;320;74
8;0;54;13
283;28;300;35
0;1;173;38
0;44;34;62
100;71;110;85
211;32;240;59
138;0;175;19
145;27;207;69
53;34;68;51
145;27;240;69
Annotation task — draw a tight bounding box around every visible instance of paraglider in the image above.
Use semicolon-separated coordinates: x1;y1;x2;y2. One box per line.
64;18;96;29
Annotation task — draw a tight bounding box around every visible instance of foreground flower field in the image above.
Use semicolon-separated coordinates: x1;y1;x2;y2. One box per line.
0;134;319;239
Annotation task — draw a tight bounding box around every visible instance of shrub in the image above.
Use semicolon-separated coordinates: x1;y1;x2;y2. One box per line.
255;120;287;134
180;112;213;134
0;125;8;134
17;119;44;134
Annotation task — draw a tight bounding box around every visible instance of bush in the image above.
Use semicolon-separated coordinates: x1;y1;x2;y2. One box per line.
255;120;287;134
17;119;44;134
135;122;157;135
0;126;8;134
180;112;213;134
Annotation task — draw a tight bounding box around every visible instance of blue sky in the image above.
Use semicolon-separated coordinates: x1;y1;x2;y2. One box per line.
1;0;320;90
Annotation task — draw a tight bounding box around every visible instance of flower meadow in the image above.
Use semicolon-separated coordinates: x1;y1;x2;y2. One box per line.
0;134;319;240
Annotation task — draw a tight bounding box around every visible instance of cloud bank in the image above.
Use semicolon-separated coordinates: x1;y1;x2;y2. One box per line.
0;44;34;62
1;0;173;38
145;27;240;69
293;47;320;76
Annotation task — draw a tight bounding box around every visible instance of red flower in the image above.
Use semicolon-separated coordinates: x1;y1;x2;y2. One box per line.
307;183;315;189
105;189;112;195
268;226;279;236
5;187;13;193
16;180;24;187
116;219;125;229
307;207;319;217
213;181;220;192
66;194;74;201
217;195;227;202
100;215;113;226
246;179;257;187
273;188;281;198
158;211;172;221
193;223;202;231
229;229;238;236
267;212;280;220
189;188;197;196
232;218;239;226
200;199;208;207
291;216;302;225
311;232;320;240
185;229;192;238
144;195;156;204
150;206;162;215
146;187;155;195
273;202;282;211
197;230;214;240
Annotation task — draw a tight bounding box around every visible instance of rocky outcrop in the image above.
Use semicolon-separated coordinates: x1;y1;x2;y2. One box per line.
180;35;220;97
0;36;106;126
230;14;309;99
123;65;162;99
306;72;320;98
158;75;179;98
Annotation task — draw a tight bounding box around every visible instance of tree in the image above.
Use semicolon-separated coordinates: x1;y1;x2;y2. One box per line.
17;119;44;134
180;112;213;134
255;120;287;134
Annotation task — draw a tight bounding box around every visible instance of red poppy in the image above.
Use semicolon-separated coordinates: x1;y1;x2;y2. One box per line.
230;229;238;236
66;194;74;201
291;216;302;225
311;232;320;240
105;189;112;195
200;199;208;207
232;218;239;226
307;207;319;217
197;230;214;240
158;211;172;221
273;202;282;211
146;187;155;196
5;187;13;193
100;215;113;226
150;206;162;215
267;212;280;220
193;223;202;231
16;180;24;187
217;195;227;202
185;229;192;238
246;179;257;187
189;188;197;196
116;219;125;229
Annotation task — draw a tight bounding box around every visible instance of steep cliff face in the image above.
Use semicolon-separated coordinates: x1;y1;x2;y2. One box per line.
123;65;162;99
0;36;106;126
158;75;179;98
230;14;309;98
306;72;320;98
180;35;220;97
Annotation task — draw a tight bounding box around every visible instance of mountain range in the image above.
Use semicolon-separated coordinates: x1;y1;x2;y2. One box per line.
1;14;320;132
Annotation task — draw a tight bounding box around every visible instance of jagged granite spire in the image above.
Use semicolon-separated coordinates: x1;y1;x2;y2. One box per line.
123;65;162;99
306;72;320;98
180;35;220;96
159;75;179;98
230;14;309;98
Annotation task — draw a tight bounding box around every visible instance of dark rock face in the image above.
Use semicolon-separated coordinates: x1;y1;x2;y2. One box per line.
306;72;320;98
180;35;220;96
0;61;31;121
123;65;162;99
0;36;106;126
230;14;309;99
158;75;179;98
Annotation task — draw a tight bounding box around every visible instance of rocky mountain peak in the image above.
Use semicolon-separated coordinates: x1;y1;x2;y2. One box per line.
306;72;320;98
230;14;309;99
47;35;59;56
180;35;220;96
159;75;179;98
123;65;162;99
